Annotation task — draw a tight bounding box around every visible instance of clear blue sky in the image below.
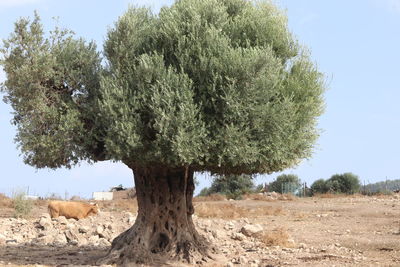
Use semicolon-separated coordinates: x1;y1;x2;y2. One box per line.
1;0;400;198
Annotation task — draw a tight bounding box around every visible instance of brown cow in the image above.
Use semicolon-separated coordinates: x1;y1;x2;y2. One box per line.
48;201;99;220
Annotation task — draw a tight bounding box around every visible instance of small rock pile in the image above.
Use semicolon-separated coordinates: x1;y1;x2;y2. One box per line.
0;211;136;247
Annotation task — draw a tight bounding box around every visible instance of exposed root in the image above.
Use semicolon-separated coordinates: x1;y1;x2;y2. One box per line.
97;232;216;266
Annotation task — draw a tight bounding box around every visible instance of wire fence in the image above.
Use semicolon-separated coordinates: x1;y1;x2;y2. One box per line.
281;182;309;197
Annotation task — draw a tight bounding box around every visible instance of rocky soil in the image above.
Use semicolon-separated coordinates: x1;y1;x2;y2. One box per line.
0;194;399;266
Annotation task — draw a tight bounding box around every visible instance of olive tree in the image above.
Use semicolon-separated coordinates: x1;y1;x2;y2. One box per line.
1;0;325;264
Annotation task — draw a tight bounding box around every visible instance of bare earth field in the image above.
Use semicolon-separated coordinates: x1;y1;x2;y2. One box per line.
0;194;399;266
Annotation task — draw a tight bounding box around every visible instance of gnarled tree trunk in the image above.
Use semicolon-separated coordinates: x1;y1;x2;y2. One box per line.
99;165;214;265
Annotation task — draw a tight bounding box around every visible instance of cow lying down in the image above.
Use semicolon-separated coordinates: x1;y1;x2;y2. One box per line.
48;201;99;220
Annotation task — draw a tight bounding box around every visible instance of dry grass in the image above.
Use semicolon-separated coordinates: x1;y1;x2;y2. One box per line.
195;203;248;219
257;227;293;247
33;199;48;207
278;193;296;201
244;193;296;201
193;194;227;202
194;202;284;219
244;193;275;201
252;206;284;216
0;193;13;208
373;193;394;199
97;199;138;213
314;193;346;198
314;193;370;199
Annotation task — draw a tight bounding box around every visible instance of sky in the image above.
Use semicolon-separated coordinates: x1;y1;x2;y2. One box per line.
1;0;400;198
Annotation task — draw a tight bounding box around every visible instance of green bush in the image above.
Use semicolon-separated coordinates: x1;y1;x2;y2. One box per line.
269;174;301;194
311;173;361;195
199;174;256;199
310;179;329;194
13;192;33;218
327;173;360;194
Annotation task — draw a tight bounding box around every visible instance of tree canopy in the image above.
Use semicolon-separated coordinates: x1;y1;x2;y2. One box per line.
269;173;301;193
310;173;361;195
310;178;329;194
1;0;325;176
326;173;361;194
198;174;257;199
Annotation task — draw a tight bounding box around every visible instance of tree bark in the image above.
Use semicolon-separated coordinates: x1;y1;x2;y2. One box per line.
99;165;214;266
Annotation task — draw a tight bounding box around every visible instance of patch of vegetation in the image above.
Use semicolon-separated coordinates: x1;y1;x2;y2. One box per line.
268;174;301;194
193;194;227;202
363;179;400;194
194;202;283;219
12;191;33;218
198;174;259;199
97;199;138;213
310;179;329;194
311;173;361;195
256;227;293;247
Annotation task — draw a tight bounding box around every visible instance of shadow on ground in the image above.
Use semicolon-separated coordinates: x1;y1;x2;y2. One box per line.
0;244;108;266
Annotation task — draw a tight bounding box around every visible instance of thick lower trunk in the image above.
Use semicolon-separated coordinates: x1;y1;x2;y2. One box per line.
99;165;213;266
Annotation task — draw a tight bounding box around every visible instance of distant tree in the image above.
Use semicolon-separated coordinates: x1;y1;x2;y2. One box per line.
364;179;400;194
207;174;255;199
326;173;361;194
325;179;341;193
310;178;329;194
269;174;301;193
0;0;325;264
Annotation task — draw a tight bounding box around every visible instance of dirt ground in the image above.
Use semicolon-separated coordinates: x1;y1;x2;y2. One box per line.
0;194;399;266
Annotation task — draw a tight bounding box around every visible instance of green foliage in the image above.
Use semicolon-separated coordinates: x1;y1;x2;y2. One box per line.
269;174;300;193
311;173;361;195
364;179;400;194
0;12;103;168
310;178;329;194
13;192;33;218
326;173;361;194
1;1;325;175
199;174;256;199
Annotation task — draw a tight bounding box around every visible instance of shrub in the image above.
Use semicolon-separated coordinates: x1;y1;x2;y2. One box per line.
327;173;361;194
310;179;329;194
13;192;33;218
198;174;257;199
269;174;301;194
257;227;293;247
